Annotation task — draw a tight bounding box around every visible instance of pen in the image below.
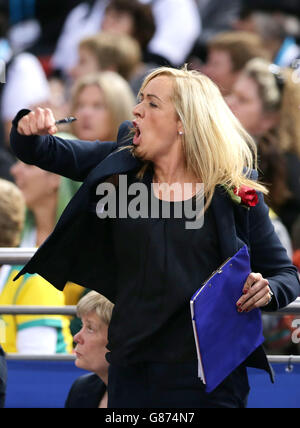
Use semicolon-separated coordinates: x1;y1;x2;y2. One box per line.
55;117;77;125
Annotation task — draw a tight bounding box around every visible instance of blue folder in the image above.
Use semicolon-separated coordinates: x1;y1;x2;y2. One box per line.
190;245;265;393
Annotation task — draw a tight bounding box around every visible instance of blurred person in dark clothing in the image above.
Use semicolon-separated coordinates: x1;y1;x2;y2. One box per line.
239;0;300;18
0;345;6;408
191;0;242;63
234;1;300;67
0;149;14;181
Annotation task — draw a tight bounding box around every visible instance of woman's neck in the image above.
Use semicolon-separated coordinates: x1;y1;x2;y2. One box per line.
153;159;198;184
152;163;201;202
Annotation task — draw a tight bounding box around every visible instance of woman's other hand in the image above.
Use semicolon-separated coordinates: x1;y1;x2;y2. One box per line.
236;272;272;312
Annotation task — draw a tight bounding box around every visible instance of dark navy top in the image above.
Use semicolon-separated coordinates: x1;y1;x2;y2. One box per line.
106;169;223;365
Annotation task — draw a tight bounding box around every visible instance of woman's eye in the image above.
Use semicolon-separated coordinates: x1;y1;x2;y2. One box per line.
149;102;157;108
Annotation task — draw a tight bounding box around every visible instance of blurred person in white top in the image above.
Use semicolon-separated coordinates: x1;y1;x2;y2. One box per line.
52;0;201;75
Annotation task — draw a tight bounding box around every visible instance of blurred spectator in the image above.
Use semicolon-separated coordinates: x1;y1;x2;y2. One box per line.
141;0;200;67
0;178;24;403
0;177;24;247
0;148;14;181
70;32;142;83
101;0;155;54
33;0;82;56
201;31;269;95
196;0;241;42
0;167;74;355
227;58;300;233
65;291;114;408
238;0;300;21
52;0;200;75
69;71;135;142
52;0;142;75
1;51;50;145
292;216;300;271
0;345;6;408
191;0;242;62
269;209;293;260
234;2;300;67
0;3;50;147
62;71;135;334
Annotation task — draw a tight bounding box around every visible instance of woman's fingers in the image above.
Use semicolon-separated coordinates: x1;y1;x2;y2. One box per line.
17;108;58;136
44;108;58;135
236;272;271;312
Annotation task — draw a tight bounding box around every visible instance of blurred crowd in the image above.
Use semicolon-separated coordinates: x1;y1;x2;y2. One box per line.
0;0;300;372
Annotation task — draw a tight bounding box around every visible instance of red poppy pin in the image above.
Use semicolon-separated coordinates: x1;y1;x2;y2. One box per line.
225;185;259;209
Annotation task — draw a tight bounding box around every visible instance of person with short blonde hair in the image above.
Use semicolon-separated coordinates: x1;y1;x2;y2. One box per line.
0;178;25;248
76;290;114;326
65;291;114;408
203;31;269;95
11;65;300;408
0;178;24;409
71;32;142;82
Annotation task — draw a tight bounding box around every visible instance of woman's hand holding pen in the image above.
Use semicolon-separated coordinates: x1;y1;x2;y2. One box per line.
236;272;273;313
18;107;58;136
17;107;77;137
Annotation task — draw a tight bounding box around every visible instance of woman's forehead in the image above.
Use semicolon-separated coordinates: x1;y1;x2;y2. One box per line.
142;75;174;98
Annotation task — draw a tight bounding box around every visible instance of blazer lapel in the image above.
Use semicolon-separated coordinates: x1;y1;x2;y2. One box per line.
211;186;239;261
86;147;142;187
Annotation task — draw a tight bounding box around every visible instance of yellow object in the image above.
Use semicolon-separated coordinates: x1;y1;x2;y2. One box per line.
0;266;73;354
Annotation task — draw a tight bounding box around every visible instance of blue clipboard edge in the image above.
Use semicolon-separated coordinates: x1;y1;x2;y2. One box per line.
189;246;248;385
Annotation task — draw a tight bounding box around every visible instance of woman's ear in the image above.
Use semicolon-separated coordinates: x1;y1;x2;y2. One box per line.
177;120;184;136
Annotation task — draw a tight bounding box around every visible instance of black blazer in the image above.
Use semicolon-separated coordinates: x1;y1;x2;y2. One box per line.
65;373;106;408
10;110;300;382
0;346;7;409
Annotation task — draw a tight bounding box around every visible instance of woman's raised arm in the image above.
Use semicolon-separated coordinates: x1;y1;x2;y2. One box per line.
10;108;119;182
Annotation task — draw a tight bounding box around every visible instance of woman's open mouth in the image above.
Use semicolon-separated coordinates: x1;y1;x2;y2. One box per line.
133;121;141;145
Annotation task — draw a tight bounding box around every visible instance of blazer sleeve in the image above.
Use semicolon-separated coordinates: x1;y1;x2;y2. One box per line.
10;109;119;182
248;192;300;311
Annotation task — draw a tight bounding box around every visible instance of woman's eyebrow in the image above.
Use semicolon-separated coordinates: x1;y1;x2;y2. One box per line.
140;92;163;102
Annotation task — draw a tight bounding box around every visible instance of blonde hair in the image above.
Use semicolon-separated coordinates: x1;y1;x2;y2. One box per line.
0;178;25;247
71;71;135;141
133;66;267;211
77;291;114;326
79;32;141;80
244;58;300;158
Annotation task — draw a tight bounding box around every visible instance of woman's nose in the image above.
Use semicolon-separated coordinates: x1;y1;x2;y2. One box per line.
74;330;83;344
133;102;144;118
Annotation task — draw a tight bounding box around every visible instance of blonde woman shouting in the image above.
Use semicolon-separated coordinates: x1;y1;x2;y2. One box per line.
11;67;300;408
